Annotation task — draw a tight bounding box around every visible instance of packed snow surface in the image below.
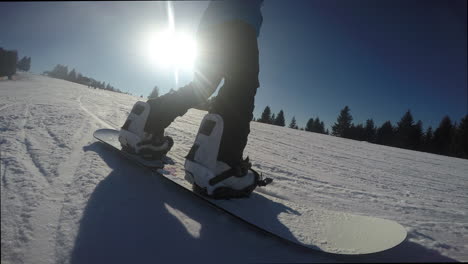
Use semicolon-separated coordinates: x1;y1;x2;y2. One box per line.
1;73;467;263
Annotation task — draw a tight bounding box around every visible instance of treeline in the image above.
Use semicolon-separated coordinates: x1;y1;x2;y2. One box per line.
43;64;123;93
254;105;468;159
255;106;328;134
331;106;468;159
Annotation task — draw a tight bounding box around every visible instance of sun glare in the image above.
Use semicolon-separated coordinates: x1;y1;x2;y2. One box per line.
146;30;197;70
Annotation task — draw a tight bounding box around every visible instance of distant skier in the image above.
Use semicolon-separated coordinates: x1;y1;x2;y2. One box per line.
119;0;271;199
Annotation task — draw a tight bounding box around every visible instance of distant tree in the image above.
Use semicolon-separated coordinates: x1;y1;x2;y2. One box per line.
313;118;321;132
395;110;415;149
289;116;298;129
17;56;31;71
315;118;326;134
455;115;468;158
67;68;77;82
273;110;286;126
148;85;160;99
305;117;326;134
348;124;356;139
422;126;434;153
364;119;376;142
305;118;314;132
48;64;68;79
76;73;84;84
409;120;424;150
433;116;453;155
332;106;353;138
258;106;272;124
16;56;25;71
271;113;276;124
349;123;366;141
376;121;395;146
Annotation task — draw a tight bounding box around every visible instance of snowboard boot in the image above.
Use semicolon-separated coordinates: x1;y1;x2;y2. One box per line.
184;113;272;199
187;158;273;199
119;101;174;160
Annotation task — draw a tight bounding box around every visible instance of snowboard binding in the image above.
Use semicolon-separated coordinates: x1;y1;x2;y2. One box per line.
184;114;272;199
119;101;174;160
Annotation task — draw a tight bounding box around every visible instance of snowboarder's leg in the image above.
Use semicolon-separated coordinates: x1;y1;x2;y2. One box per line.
210;21;259;169
119;33;224;159
144;70;222;136
184;21;271;199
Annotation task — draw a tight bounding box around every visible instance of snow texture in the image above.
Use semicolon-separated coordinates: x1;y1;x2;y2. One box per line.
1;73;467;263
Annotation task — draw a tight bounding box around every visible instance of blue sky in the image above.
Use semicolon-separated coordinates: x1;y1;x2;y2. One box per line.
1;0;466;130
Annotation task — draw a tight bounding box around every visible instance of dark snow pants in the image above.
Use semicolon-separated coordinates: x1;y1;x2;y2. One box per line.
145;21;260;168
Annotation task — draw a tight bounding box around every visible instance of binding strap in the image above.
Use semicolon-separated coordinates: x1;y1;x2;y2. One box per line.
208;158;273;187
209;167;243;186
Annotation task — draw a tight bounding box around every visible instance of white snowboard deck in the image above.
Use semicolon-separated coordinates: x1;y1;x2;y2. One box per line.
94;128;407;255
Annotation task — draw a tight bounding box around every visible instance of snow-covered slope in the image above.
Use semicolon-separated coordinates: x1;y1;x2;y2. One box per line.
1;73;467;263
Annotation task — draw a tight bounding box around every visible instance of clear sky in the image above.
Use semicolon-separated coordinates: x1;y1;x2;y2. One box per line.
1;0;466;130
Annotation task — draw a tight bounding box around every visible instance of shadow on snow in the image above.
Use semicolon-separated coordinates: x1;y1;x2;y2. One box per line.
70;142;458;263
70;142;308;264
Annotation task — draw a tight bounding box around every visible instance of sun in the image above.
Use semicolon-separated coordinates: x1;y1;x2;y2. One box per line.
146;30;197;70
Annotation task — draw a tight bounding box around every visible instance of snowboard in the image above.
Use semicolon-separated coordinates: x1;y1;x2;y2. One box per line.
93;128;407;255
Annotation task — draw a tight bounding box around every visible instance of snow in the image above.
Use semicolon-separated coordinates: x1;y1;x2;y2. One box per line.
1;72;467;263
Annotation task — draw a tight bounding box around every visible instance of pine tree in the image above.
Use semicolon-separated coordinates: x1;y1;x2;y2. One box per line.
305;117;325;133
313;118;321;133
319;121;325;134
149;85;160;99
409;120;423;150
433;116;453;155
271;113;276;124
395;110;415;149
76;73;83;84
353;124;366;141
313;118;326;134
289;116;298;129
456;115;468;158
258;106;272;124
26;57;31;71
449;121;459;156
364;119;376;142
376;121;395;146
273;110;285;126
68;68;77;82
49;64;68;79
423;126;434;152
332;106;353;138
17;56;31;71
305;118;314;132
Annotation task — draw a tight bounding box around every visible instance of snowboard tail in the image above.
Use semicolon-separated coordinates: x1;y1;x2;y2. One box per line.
93;128;407;255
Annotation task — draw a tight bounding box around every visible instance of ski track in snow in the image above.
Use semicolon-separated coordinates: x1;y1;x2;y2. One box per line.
1;73;468;263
